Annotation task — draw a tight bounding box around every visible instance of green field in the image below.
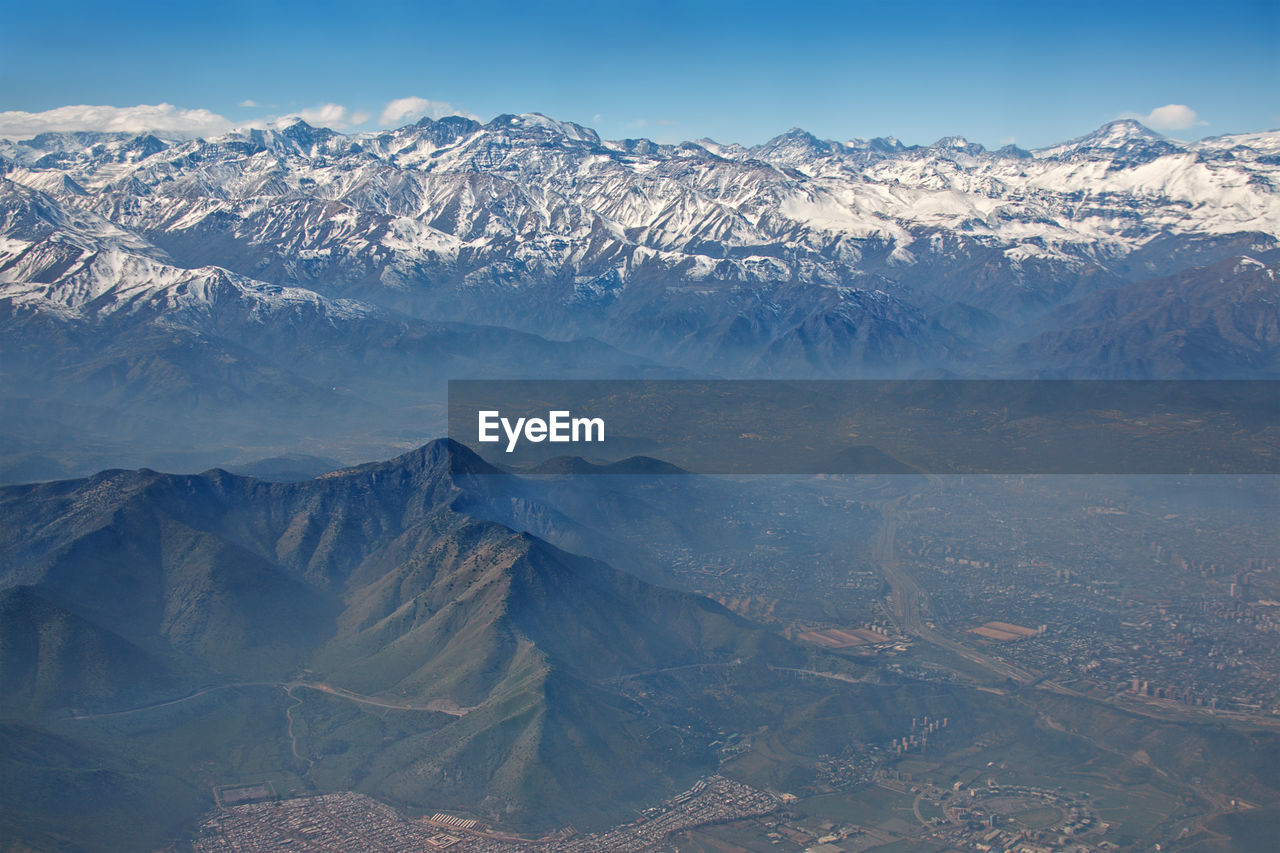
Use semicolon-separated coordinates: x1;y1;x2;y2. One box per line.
678;821;803;852
916;798;945;822
799;786;918;827
1010;805;1061;829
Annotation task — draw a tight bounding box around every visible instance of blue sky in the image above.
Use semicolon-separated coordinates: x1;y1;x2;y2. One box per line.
1;0;1276;147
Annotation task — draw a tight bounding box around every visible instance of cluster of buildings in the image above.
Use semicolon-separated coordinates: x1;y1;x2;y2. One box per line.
192;792;466;852
897;515;1280;715
816;715;953;790
550;776;775;852
891;715;950;754
757;775;1106;853
191;776;776;853
931;783;1101;852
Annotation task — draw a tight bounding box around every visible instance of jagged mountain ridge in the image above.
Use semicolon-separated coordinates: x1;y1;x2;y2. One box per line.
4;114;1276;356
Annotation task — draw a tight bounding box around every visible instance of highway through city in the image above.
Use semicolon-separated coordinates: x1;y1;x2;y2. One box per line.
871;494;1037;686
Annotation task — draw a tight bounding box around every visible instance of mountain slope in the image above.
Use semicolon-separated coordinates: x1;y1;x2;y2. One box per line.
0;440;800;840
0;178;663;481
0;585;179;715
1011;255;1280;377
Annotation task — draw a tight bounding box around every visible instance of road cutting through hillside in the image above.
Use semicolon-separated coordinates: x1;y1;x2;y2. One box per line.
65;680;473;720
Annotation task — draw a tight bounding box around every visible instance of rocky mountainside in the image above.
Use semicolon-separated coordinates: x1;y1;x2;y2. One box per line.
0;440;799;839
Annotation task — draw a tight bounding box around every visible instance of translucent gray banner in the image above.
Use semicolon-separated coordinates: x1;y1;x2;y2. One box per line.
447;380;1280;475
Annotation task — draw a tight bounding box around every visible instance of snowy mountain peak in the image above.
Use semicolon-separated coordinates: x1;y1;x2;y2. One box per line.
486;113;602;145
994;143;1032;160
692;138;749;159
410;115;483;141
779;128;825;144
275;119;338;148
751;129;846;170
1091;118;1164;140
756;127;835;154
930;136;986;156
1035;118;1178;162
216;120;359;160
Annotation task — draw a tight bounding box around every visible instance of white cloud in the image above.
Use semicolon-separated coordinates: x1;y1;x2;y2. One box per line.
0;103;234;140
269;103;379;130
283;103;356;129
1123;104;1208;131
379;96;472;126
238;99;259;108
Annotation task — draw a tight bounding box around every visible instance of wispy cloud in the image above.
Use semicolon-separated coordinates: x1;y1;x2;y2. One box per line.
278;103;370;130
1122;104;1208;132
0;103;234;139
0;100;434;140
379;96;474;126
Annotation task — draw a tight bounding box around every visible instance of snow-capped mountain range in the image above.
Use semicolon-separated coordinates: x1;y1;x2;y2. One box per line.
0;179;372;327
1;113;1278;477
5;115;1277;317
